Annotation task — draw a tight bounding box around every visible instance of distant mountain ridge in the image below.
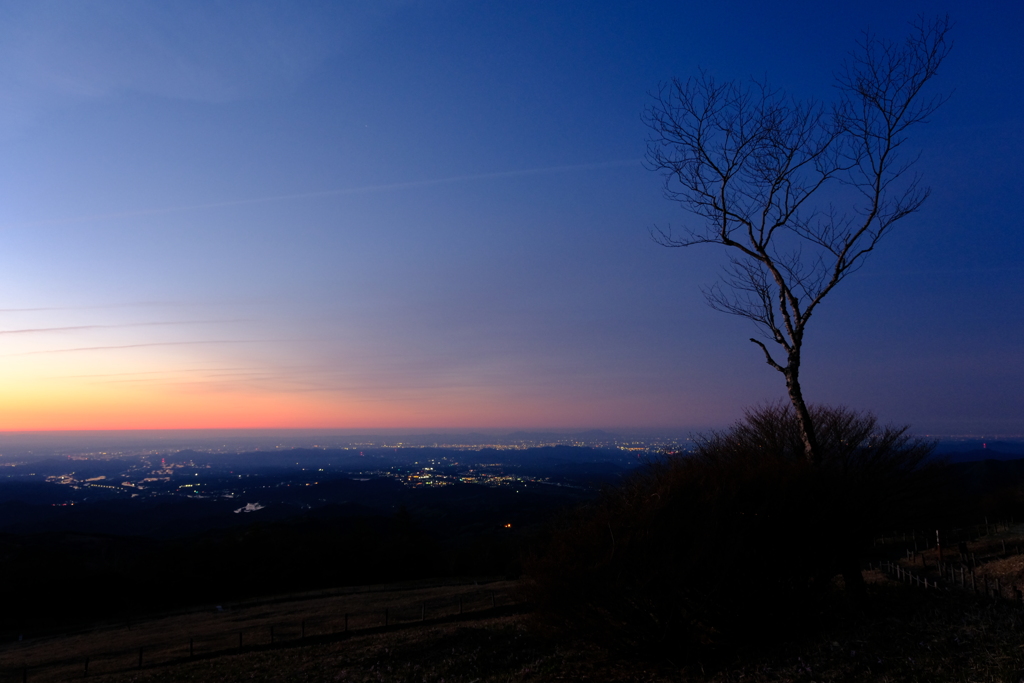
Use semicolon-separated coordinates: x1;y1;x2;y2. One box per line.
934;440;1024;460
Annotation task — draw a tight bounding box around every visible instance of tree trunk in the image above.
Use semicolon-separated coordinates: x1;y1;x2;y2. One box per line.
784;363;819;465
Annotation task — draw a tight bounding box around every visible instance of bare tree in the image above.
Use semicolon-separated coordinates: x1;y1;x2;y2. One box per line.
644;17;951;464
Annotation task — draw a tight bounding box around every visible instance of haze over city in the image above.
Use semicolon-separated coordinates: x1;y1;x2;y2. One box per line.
0;1;1021;436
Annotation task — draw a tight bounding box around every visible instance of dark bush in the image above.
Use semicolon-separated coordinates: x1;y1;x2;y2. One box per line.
525;404;945;660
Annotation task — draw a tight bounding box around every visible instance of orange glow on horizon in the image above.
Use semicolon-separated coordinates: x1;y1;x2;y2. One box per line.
0;346;708;432
0;377;687;432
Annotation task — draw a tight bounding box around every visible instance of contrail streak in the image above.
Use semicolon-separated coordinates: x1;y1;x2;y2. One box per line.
0;320;243;335
5;159;641;230
7;340;271;356
0;301;225;313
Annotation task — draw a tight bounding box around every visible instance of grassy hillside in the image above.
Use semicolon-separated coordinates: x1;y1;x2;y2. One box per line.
0;579;520;682
6;564;1024;682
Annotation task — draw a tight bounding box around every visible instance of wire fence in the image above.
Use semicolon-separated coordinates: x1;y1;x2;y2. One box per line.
874;518;1024;607
872;518;1015;553
877;558;1024;604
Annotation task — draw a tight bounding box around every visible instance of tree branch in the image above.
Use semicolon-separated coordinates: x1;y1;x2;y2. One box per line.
749;338;786;373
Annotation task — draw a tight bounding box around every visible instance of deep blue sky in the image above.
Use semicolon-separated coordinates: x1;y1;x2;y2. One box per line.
0;1;1020;435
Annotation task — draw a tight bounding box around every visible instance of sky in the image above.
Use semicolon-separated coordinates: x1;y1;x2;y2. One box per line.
0;0;1020;436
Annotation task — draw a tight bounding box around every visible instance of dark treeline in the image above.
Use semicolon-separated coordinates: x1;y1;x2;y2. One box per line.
525;405;1024;663
0;444;637;638
0;479;590;638
945;458;1024;521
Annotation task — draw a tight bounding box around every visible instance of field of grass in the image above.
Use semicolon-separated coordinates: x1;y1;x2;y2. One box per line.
11;582;1024;683
0;579;521;682
9;529;1024;682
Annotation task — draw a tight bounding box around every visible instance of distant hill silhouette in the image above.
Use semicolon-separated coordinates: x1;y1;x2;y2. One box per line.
942;447;1024;463
947;456;1024;496
503;429;616;442
935;440;1024;460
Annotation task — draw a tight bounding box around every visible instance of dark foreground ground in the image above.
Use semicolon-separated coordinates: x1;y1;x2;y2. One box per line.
5;572;1024;683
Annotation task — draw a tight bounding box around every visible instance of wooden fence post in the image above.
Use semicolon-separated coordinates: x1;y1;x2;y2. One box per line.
138;647;143;669
189;638;194;657
270;625;274;644
84;657;89;677
459;597;463;615
301;620;305;639
344;613;349;633
239;631;243;650
421;603;425;621
384;609;389;628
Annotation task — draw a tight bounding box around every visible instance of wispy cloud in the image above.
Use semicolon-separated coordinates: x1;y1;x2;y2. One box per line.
0;302;230;313
2;159;641;230
7;340;274;356
64;366;269;380
0;320;244;335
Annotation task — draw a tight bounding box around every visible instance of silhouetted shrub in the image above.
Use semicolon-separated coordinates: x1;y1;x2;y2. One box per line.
525;404;944;660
